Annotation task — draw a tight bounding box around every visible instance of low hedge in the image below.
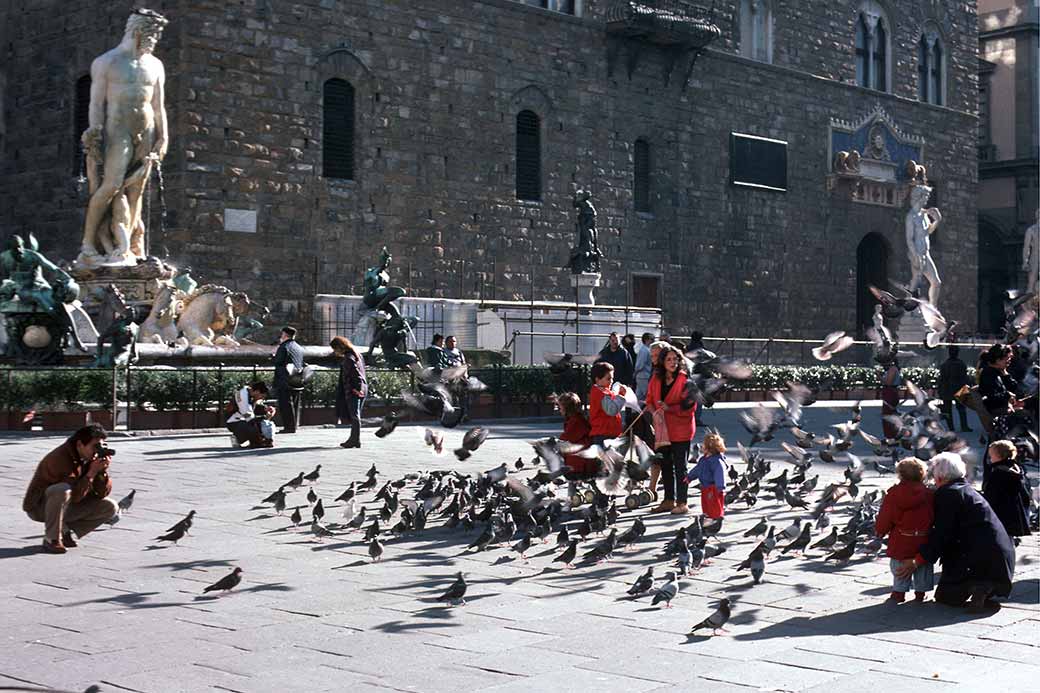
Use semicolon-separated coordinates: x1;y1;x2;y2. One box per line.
0;364;960;412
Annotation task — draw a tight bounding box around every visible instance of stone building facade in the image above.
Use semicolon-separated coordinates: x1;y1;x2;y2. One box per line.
0;0;980;341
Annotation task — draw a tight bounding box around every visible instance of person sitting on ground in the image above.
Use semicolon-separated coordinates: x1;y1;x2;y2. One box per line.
896;452;1015;612
685;432;727;519
588;361;626;445
983;440;1032;546
22;423;119;554
876;457;935;603
227;381;272;449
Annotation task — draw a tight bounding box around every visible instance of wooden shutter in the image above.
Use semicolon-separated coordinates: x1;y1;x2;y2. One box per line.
323;78;355;179
515;110;541;201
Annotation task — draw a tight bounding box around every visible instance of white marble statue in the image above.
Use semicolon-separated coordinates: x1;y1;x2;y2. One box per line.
905;184;942;306
1023;210;1039;297
77;9;169;269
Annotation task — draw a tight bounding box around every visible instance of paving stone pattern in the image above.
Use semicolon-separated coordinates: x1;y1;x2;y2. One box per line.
0;404;1037;692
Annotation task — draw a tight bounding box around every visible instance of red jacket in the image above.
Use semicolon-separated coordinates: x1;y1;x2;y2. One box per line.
589;385;623;438
876;480;934;559
561;414;595;476
645;371;697;443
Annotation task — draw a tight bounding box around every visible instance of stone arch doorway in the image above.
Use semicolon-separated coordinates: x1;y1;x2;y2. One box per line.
978;222;1010;335
856;232;890;335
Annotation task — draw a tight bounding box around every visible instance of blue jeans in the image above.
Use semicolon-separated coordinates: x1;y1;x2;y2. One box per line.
890;558;934;593
345;394;364;443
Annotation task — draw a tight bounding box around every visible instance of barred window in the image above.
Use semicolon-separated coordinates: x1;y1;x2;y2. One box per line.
633;139;651;212
322;78;355;179
515;110;541;201
74;75;91;175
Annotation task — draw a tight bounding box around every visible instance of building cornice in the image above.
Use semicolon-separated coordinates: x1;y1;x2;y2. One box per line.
979;22;1039;42
980;156;1040;179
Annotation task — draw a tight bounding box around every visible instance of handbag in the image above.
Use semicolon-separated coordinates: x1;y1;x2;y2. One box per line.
651;407;670;450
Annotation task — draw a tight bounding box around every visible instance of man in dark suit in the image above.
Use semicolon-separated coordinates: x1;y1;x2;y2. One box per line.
938;345;972;432
273;326;304;433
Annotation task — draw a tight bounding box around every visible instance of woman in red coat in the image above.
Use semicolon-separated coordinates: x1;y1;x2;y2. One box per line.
644;345;697;514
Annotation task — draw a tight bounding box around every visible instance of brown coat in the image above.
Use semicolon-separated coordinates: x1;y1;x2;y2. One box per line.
22;439;112;513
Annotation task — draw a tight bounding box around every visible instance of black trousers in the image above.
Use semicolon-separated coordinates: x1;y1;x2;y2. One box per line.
934;580;996;607
278;388;302;432
940;397;970;431
344;394;365;443
659;440;691;503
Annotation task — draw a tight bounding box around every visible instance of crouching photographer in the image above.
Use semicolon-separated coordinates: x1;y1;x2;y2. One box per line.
22;423;118;554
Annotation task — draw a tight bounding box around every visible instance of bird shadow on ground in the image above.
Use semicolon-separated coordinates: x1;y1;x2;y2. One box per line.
732;600;1000;642
64;590;188;610
1005;578;1039;605
141;558;238;571
0;545;43;559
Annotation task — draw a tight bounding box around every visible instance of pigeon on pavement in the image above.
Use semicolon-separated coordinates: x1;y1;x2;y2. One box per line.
203;567;243;594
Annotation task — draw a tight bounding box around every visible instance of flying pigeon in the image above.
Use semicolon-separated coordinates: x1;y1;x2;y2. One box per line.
455;427;489;461
812;331;854;361
375;412;400;438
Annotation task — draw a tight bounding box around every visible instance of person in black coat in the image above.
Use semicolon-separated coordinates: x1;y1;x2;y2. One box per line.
273;326;305;433
937;345;972;432
331;336;367;449
597;332;634;388
897;453;1016;612
983;440;1032;541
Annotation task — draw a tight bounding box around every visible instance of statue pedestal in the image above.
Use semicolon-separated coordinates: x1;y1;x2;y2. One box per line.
70;257;175;319
893;309;928;347
570;273;601;306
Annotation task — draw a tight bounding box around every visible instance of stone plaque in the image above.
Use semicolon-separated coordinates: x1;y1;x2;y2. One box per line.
224;208;258;233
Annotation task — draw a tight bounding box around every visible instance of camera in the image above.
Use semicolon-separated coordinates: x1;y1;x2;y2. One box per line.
96;445;116;458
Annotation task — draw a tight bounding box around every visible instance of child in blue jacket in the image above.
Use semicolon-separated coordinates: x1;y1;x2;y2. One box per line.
686;432;727;518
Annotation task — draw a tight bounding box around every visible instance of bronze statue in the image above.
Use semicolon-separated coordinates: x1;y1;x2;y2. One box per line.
366;314;419;369
363;247;406;320
1;235;88;362
93;308;139;367
568;190;602;274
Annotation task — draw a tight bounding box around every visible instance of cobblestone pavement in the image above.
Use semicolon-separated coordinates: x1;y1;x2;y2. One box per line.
0;403;1037;693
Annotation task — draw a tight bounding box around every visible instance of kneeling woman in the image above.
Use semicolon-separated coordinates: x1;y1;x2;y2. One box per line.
645;345;697;515
227;381;272;448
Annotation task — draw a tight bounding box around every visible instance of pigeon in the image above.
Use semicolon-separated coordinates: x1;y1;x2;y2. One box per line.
825;541;857;563
918;300;957;349
374;412;400;438
347;506;368;530
312;498;325;521
483;463;508;484
781;523;812;555
261;487;286;505
368;537;384;561
285;472;304;490
583;528;617;563
556;526;570;546
810;527;839;551
812;331;854;361
203;567;243;594
762;526;777;554
165;510;196;535
690;598;732;636
341;498;358;522
783;489;809;510
651;572;679;608
273;493;287;515
290;506;303;527
511;534;532;559
424;428;445;455
781;519;802;541
467;524;495;553
335;483;356;503
438;572;467;605
311;517;334;540
366;463;378;479
552;539;579;569
617;517;646;547
306;487;318;504
155;525;186;545
363;519;382;542
304;465;322;483
455;427;489;461
627;566;655;596
743;518;768;538
117;489;136;512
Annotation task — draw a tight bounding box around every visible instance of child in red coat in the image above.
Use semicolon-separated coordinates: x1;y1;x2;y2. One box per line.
588;362;626;444
557;392;593;477
876;457;935;603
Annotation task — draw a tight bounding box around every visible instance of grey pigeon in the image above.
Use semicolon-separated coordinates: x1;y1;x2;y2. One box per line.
117;489;136;512
743;518;767;538
454;427;489;461
368;537;384;561
304;465;321;483
312;498;325;521
374;412;399;438
690;598;731;636
651;571;679;608
165;510;196;535
627;566;655;596
781;523;812;555
311;517;334;540
511;534;532;559
583;528;617;562
285;472;304;489
335;483;357;503
809;527;838;551
262;486;286;505
203;567;242;594
307;487;318;504
553;539;579;568
155;525;186;545
825;541;857;562
290;506;303;527
438;572;467;605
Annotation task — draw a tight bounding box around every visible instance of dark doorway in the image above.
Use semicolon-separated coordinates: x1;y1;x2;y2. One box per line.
856;233;889;335
978;223;1010;335
632;274;661;308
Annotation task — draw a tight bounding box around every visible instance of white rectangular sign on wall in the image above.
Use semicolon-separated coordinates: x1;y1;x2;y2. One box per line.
224;208;258;233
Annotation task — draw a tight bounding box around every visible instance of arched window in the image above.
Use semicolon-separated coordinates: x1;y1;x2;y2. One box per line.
740;0;772;63
918;33;943;105
633;139;651;213
515;110;541;201
74;75;92;175
854;3;889;92
322;78;355;179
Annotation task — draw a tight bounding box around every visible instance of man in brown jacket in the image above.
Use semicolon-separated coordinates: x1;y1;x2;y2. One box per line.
23;423;118;554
